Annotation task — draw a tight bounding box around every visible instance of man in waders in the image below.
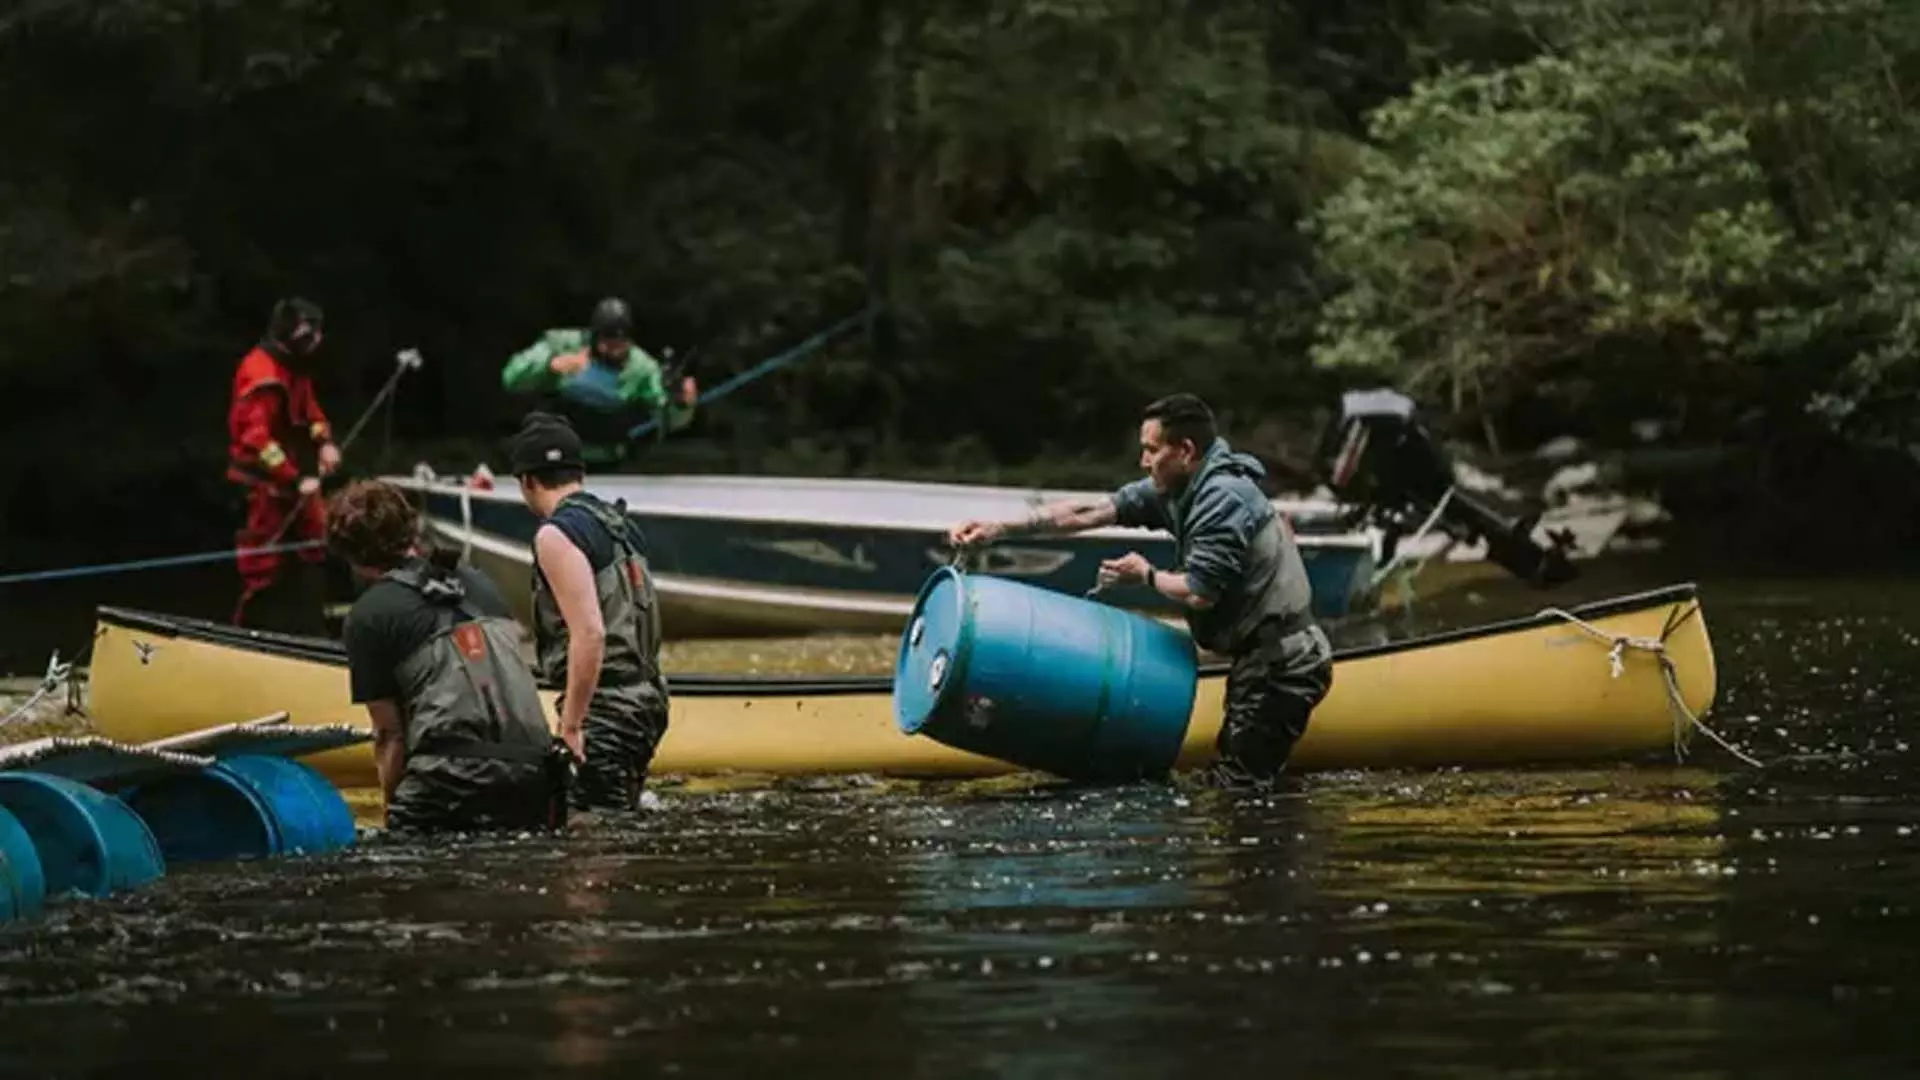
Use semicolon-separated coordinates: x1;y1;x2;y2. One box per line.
226;297;340;634
948;392;1334;790
328;479;569;833
505;411;672;816
499;297;699;467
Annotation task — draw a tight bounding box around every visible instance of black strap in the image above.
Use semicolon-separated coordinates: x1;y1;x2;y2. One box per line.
415;738;552;766
559;491;641;560
587;673;652;691
608;497;640;559
385;563;491;628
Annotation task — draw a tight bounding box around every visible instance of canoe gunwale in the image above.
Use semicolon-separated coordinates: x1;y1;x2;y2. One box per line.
385;474;1367;542
92;581;1701;694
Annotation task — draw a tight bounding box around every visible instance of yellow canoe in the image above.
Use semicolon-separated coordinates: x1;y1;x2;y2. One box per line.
81;583;1716;788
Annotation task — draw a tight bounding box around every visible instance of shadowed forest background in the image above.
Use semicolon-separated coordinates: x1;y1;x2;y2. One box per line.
3;0;1919;573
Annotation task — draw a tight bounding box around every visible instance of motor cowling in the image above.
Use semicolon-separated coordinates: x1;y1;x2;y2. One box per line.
1315;389;1578;588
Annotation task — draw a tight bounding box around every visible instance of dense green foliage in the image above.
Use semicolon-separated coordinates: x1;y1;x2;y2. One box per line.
1312;0;1920;461
0;0;1915;568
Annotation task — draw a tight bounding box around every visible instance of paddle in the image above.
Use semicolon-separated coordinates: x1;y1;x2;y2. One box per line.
264;347;425;548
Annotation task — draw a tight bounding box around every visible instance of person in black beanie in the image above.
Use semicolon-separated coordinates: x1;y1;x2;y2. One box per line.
506;411;671;815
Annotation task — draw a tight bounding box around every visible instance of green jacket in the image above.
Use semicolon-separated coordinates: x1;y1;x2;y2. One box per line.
499;328;697;433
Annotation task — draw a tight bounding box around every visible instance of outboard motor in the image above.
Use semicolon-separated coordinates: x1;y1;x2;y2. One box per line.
1316;389;1578;588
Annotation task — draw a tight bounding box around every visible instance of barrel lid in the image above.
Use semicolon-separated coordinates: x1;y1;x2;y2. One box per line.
892;566;969;734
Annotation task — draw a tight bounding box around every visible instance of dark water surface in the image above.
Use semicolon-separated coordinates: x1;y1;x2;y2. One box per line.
2;571;1919;1077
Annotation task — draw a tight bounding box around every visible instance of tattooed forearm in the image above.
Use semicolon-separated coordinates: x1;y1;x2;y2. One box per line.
1005;496;1117;537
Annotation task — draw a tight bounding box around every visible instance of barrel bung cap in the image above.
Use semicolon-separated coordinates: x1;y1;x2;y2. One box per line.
892;566;969;734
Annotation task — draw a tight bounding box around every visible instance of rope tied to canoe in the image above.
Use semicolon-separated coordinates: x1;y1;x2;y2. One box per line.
0;651;77;729
1536;605;1763;768
460;478;476;564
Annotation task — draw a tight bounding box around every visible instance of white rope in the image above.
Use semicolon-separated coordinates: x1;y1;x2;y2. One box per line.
0;651;74;728
1536;606;1763;768
459;483;475;565
1367;485;1458;591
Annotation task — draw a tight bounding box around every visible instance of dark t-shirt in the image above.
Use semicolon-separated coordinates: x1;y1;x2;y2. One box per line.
548;502;622;572
532;500;644;591
342;562;514;704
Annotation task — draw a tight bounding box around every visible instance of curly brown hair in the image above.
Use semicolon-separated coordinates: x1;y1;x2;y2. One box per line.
325;480;420;570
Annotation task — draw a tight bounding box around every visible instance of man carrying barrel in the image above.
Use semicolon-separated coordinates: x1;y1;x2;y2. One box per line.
948;392;1334;790
326;479;570;834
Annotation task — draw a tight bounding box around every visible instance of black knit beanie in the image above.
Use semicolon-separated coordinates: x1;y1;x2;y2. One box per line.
507;411;586;475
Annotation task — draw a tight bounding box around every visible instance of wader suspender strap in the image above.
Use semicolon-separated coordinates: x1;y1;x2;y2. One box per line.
559;495;662;687
409;569;511;747
442;599;505;745
611;499;665;671
602;498;664;685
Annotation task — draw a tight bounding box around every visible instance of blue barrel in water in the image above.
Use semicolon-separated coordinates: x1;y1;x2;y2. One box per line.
218;755;356;855
0;772;164;899
892;567;1200;782
0;804;47;922
126;754;356;863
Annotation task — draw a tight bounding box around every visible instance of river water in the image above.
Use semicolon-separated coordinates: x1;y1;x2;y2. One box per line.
0;562;1917;1076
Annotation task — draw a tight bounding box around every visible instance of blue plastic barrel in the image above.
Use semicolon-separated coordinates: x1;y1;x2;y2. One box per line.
559;363;627;412
126;754;356;863
0;772;164;899
216;755;356;855
892;566;1200;782
0;805;47;922
123;766;278;863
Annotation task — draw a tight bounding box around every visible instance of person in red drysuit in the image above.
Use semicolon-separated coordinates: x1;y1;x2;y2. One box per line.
226;297;342;633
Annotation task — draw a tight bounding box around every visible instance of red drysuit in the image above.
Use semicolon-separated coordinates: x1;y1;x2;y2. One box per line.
226;344;333;625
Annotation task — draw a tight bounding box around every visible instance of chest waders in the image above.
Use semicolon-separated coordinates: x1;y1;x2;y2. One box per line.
387;563;572;830
531;494;672;813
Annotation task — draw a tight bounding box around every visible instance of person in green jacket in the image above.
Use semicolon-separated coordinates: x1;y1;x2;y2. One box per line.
500;297;699;465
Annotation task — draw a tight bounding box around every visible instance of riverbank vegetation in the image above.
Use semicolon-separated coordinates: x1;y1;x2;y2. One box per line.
2;0;1916;568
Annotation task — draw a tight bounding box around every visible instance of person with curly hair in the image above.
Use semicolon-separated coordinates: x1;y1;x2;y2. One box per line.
327;479;570;833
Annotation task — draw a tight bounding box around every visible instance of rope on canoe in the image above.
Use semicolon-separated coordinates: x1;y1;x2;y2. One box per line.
0;651;76;729
1536;606;1762;768
459;481;475;564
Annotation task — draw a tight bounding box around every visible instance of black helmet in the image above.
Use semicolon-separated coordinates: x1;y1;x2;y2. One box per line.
266;297;324;357
588;296;633;345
